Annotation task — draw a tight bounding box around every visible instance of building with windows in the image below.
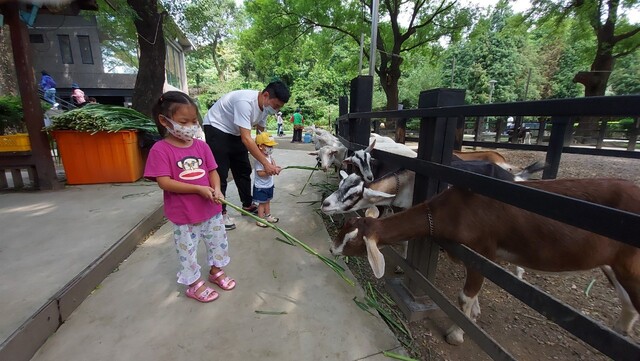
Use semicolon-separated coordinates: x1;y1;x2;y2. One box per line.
28;13;191;106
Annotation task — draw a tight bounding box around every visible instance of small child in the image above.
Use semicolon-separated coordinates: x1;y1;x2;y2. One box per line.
253;132;280;227
144;91;236;303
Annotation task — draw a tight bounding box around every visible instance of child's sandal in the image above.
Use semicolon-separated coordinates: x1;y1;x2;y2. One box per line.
209;270;236;291
264;214;279;223
256;221;268;228
185;280;219;303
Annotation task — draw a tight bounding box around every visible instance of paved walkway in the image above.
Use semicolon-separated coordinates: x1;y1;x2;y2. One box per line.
1;139;406;361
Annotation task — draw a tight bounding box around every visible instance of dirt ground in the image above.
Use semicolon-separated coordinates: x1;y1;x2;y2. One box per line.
318;148;640;361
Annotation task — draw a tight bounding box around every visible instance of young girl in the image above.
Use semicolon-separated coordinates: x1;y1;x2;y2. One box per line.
144;91;236;303
253;132;280;227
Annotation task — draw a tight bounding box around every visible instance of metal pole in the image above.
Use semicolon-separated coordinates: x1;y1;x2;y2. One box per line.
451;56;456;88
523;68;532;101
369;0;379;76
358;33;364;75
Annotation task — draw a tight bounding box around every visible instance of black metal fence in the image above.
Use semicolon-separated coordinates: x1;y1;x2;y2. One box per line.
334;76;640;360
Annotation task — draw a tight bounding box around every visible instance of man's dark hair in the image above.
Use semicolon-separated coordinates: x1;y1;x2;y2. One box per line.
263;80;290;103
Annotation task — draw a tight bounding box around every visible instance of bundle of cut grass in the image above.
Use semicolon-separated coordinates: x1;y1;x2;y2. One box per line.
45;104;158;135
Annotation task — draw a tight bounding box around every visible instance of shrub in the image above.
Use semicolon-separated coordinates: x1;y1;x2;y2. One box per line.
0;95;24;135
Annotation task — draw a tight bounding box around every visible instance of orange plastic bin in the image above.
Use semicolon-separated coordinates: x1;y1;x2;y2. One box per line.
52;130;144;185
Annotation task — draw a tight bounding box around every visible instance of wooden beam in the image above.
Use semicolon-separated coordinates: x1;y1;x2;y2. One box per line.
2;2;62;190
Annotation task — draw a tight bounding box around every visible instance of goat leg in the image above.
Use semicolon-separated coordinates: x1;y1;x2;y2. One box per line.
446;268;485;345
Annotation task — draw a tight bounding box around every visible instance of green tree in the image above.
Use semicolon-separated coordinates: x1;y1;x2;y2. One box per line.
609;50;640;94
241;0;472;114
183;0;240;82
442;2;535;104
529;0;640;97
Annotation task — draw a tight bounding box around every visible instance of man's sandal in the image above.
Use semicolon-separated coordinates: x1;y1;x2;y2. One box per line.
185;280;219;303
209;269;236;291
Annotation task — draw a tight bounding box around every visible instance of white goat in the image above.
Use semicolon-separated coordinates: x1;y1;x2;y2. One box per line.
309;144;348;171
330;178;640;345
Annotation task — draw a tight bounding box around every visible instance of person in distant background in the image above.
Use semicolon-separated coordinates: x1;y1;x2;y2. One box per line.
276;111;284;136
40;71;58;108
290;108;304;142
87;97;98;104
71;83;87;107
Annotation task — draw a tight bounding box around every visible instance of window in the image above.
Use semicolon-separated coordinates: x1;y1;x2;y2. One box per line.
29;34;44;43
77;35;94;64
57;35;73;64
165;44;182;88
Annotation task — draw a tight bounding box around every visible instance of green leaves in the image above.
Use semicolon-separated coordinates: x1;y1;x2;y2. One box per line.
45;105;158;135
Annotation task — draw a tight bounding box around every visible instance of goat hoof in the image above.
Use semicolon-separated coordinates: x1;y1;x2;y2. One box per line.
394;265;404;274
445;327;464;345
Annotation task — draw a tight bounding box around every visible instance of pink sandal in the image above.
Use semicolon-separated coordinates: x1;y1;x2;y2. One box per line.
185;280;219;303
209;269;236;291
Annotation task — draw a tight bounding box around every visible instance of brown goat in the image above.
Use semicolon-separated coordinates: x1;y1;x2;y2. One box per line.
453;150;514;171
331;178;640;345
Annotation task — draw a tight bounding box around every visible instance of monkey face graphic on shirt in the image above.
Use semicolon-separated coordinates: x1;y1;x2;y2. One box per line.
177;156;206;180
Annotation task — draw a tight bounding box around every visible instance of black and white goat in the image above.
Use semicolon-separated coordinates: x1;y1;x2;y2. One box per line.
330;178;640;345
311;134;407;173
344;139;517;183
322;162;545;215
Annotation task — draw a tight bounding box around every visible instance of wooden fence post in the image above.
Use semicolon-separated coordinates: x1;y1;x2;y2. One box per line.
337;96;348;136
627;117;639;151
347;76;373;146
386;88;465;321
543;116;572;179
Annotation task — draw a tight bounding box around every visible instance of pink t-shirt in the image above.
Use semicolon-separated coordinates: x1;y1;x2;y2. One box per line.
144;139;222;225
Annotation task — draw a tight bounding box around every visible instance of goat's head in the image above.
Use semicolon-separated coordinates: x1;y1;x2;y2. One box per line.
330;215;386;278
321;171;395;214
309;145;339;171
343;139;376;182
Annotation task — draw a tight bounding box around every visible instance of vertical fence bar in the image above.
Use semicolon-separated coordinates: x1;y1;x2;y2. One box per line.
596;118;607;149
385;88;465;321
627;117;639;151
348;76;373;146
454;116;465;150
337;96;348;136
543;116;571;179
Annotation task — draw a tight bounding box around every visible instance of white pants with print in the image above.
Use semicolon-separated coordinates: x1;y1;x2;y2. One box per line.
173;213;230;286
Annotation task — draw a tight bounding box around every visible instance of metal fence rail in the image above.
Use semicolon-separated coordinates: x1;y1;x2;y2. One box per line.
334;83;640;360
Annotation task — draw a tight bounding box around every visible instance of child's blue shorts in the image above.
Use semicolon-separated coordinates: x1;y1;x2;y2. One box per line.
253;186;274;203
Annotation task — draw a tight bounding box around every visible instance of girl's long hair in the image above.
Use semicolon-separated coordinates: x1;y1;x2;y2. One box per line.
151;91;198;137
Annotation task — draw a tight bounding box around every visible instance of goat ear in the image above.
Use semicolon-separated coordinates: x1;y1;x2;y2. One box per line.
365;138;376;152
342;157;352;165
363;188;396;202
364;206;380;218
339;170;349;179
364;236;385;279
308;151;318;156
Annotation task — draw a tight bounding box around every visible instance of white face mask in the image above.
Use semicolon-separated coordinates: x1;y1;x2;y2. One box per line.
162;115;201;141
263;104;276;115
264;147;273;155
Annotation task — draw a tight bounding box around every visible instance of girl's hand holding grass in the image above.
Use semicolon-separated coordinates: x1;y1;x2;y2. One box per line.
196;186;216;201
213;189;224;204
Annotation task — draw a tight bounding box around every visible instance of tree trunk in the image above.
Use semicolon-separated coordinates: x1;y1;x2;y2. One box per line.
210;39;224;82
378;49;402;141
572;0;617;143
127;0;166;117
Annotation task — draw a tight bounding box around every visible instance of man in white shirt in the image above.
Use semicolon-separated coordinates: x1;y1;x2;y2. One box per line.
202;81;290;230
